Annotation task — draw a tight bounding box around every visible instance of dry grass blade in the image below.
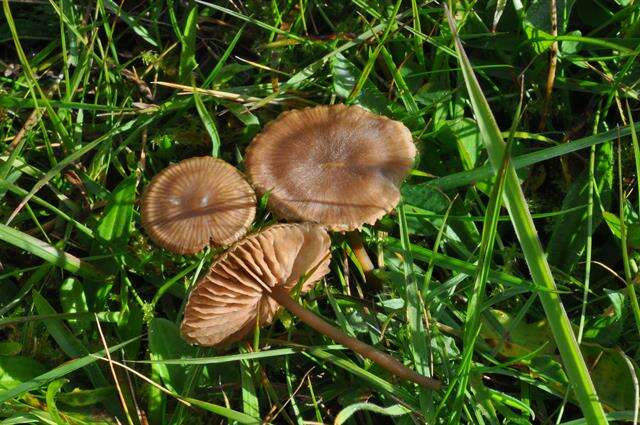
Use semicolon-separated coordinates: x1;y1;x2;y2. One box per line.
94;315;134;425
153;81;266;103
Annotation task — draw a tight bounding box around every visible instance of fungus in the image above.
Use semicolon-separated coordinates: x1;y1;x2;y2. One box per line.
181;223;440;389
246;104;415;278
245;104;415;231
141;157;256;255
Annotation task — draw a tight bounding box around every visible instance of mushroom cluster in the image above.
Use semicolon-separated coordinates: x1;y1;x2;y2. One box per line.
141;104;440;389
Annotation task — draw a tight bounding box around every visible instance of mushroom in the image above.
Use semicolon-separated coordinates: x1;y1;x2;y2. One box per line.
141;157;256;255
181;223;440;389
246;104;415;276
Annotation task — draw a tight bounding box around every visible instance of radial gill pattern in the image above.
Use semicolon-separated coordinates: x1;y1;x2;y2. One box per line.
180;223;331;346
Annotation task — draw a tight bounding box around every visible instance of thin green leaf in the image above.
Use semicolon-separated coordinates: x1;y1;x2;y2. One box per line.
183;397;260;424
426;122;640;191
617;141;640;335
385;237;539;290
102;0;158;47
240;355;259;419
628;102;640;218
193;93;221;157
0;224;103;279
5;117;143;224
0;337;138;404
195;0;307;44
450;101;518;424
444;5;608;423
305;347;419;409
335;402;410;424
134;345;345;365
96;175;136;249
347;0;401;102
148;318;196;393
178;5;198;83
397;201;431;413
33;292;108;388
45;379;67;425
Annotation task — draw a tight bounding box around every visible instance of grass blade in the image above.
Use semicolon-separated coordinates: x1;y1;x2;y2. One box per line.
444;5;608;423
617;140;640;335
195;0;307;44
193;93;221;158
33;292;108;388
133;345;345;365
397;201;431;412
182;397;260;424
427;122;640;191
385;237;539;290
102;0;158;47
627;101;640;218
178;4;198;83
305;347;419;407
335;402;410;424
449;97;520;423
0;223;103;279
0;337;138;404
4;116;142;224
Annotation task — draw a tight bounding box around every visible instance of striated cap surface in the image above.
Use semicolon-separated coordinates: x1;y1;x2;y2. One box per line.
246;104;415;231
141;157;256;254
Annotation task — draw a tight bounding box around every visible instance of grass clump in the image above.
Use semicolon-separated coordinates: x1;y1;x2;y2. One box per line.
1;1;639;423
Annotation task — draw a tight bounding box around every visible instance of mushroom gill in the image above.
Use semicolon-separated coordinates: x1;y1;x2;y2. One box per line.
180;222;441;389
180;223;330;346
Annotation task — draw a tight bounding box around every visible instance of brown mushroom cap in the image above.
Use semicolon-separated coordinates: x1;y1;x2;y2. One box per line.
180;223;331;346
246;104;416;231
141;157;256;255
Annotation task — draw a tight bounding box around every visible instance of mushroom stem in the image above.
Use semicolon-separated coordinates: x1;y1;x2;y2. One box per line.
347;231;375;274
347;231;382;290
268;287;441;390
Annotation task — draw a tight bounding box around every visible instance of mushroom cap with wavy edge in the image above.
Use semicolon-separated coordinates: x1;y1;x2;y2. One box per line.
246;104;416;231
180;223;331;346
141;157;256;255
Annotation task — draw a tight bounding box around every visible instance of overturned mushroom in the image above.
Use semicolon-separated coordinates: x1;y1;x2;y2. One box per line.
246;104;415;277
180;223;329;345
141;157;256;255
181;223;440;389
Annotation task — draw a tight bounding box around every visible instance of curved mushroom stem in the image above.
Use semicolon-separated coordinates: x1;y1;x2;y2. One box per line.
269;287;441;390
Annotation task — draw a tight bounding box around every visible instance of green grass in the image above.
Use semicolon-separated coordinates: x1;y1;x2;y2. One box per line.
1;1;640;424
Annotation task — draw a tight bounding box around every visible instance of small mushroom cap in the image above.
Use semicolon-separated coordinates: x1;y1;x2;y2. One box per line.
180;223;331;346
246;104;416;231
141;157;256;255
